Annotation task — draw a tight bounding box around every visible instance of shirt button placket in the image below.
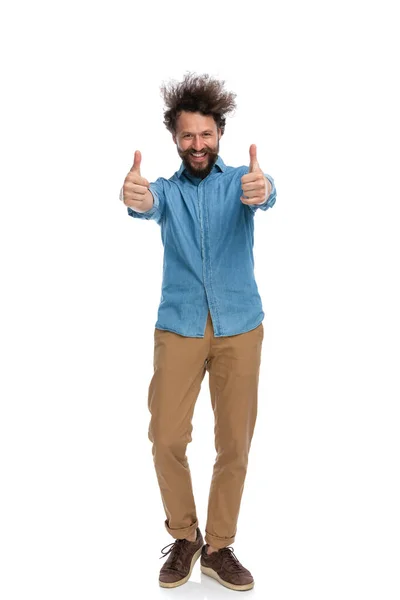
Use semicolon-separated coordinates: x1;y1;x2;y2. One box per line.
198;180;212;322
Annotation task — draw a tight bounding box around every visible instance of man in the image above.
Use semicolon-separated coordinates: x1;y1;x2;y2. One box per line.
120;73;277;591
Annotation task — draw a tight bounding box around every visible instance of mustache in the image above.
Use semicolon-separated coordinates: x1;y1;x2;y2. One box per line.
182;148;217;157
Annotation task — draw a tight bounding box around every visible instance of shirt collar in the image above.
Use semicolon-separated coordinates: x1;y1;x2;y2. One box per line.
177;155;226;179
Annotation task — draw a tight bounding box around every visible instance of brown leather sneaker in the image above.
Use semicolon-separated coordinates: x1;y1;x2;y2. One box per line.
200;543;254;591
158;527;204;588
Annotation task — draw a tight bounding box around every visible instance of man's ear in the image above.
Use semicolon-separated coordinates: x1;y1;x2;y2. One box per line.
218;128;222;140
172;133;177;144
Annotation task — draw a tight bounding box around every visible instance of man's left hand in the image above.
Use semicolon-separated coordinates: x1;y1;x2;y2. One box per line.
240;144;271;205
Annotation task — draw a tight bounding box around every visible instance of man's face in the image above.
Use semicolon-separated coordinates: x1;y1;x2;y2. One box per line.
173;111;222;179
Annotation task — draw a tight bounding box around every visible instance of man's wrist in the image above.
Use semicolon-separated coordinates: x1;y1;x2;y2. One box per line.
253;177;272;205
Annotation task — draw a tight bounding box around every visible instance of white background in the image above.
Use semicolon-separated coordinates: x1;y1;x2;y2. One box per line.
1;0;399;598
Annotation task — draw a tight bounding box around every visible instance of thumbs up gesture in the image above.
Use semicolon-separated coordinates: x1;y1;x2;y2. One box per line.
240;144;271;205
122;150;151;209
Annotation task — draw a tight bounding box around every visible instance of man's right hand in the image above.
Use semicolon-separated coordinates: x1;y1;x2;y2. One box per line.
122;150;152;210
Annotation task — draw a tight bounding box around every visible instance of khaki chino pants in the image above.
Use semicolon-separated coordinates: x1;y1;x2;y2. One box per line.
147;310;264;549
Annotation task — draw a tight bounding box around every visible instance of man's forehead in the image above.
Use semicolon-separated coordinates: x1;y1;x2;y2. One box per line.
176;111;217;132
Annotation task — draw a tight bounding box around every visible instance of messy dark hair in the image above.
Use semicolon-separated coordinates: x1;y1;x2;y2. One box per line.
160;72;237;135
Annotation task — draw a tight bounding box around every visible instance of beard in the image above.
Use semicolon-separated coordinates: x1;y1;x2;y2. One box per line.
177;142;219;179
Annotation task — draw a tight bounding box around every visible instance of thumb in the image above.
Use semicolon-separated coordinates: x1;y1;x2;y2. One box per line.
130;150;142;175
249;144;260;173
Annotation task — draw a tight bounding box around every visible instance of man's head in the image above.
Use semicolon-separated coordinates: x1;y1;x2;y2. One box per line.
173;111;221;179
160;72;237;179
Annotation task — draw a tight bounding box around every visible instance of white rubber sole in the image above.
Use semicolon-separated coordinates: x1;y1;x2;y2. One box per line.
200;565;255;591
159;547;202;588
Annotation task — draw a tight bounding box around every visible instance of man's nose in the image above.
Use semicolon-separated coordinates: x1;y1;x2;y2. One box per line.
192;136;204;150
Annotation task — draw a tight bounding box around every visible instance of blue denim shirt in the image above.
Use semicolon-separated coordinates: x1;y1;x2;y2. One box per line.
127;155;276;337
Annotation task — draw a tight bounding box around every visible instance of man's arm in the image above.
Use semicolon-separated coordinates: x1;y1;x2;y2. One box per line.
240;145;277;212
121;151;154;212
252;176;272;205
119;150;165;224
250;174;276;211
120;185;154;213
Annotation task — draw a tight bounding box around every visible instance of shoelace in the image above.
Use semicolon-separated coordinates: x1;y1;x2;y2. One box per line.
218;546;244;572
159;539;189;568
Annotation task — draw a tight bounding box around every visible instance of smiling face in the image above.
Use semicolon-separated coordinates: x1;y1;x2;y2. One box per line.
173;111;222;179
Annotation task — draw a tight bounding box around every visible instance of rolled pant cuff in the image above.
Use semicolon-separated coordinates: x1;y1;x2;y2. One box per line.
164;518;199;540
205;529;236;549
